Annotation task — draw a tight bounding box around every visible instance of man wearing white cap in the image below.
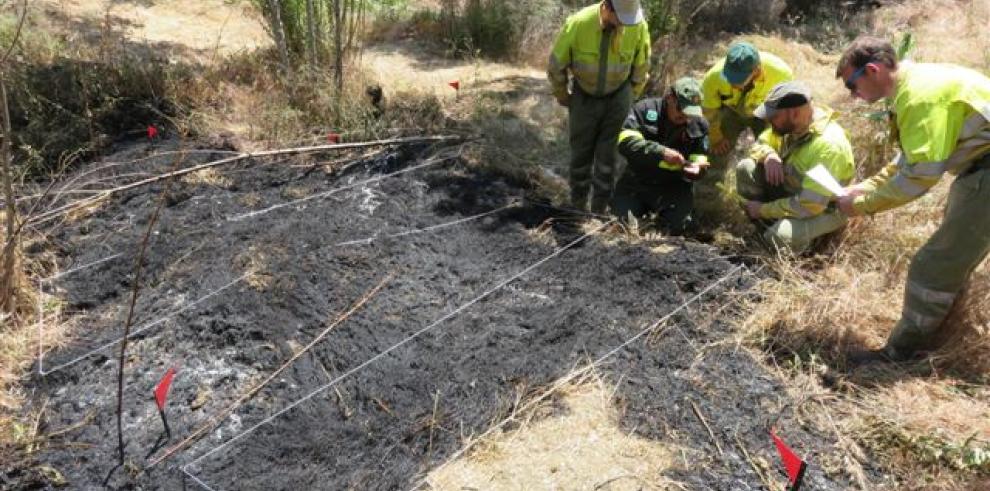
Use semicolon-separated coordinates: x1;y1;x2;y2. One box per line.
548;0;651;213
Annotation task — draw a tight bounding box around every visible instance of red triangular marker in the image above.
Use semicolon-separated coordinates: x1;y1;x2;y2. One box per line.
327;132;341;143
154;367;176;411
147;125;158;140
448;80;460;91
771;428;807;490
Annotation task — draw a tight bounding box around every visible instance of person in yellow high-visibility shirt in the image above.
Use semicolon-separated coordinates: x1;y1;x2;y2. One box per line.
701;42;793;179
736;81;855;253
835;36;990;364
548;0;651;213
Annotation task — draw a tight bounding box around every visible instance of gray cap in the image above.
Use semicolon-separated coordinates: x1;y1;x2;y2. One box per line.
754;81;812;120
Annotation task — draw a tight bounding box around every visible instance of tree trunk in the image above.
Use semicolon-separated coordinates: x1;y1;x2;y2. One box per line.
306;0;317;71
0;73;18;316
332;0;344;91
269;0;291;73
314;0;325;64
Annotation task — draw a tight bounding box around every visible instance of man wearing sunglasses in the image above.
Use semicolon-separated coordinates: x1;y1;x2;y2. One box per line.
735;81;855;253
700;42;794;177
548;0;651;213
835;36;990;364
613;77;710;234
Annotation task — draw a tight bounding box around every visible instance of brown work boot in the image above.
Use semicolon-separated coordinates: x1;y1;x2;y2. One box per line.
845;345;929;367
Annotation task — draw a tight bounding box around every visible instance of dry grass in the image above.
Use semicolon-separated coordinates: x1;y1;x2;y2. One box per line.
427;372;685;490
181;168;233;188
733;1;990;486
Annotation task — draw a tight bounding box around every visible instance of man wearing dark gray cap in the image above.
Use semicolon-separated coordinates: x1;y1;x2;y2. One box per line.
734;81;855;253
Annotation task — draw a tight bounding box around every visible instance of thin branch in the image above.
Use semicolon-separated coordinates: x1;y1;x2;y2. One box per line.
0;0;28;67
113;135;191;470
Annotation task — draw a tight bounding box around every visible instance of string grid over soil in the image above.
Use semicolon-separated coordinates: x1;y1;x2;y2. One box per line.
24;140;859;490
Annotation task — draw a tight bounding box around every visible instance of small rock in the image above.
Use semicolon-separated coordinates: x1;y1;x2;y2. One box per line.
189;386;211;410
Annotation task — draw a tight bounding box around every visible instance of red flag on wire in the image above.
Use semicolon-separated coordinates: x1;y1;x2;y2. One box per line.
147;125;158;140
448;80;460;91
327;132;341;143
771;428;808;490
154;367;176;411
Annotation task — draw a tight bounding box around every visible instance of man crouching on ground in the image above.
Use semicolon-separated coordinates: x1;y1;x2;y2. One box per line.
736;81;855;253
613;77;710;234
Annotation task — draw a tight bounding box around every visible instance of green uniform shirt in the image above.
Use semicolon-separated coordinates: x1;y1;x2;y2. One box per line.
854;62;990;214
749;107;855;219
701;51;793;144
547;3;651;101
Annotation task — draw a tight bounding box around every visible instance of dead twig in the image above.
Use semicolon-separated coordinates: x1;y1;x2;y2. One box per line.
115;137;191;468
733;432;775;490
145;273;392;469
427;389;441;461
688;398;723;456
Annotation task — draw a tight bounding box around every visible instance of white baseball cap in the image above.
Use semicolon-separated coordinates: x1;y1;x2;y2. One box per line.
611;0;644;26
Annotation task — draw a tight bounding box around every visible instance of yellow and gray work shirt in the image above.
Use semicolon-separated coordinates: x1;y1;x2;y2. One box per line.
749;106;855;219
853;62;990;214
547;3;651;101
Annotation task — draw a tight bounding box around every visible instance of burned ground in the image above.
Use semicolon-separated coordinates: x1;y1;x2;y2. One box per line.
15;139;862;490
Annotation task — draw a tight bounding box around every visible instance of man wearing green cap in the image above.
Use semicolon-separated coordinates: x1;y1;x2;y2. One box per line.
835;36;990;364
548;0;651;213
613;77;710;234
735;81;855;253
701;41;793;174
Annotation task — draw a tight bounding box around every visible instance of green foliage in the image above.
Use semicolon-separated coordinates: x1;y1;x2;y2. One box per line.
863;419;990;475
7;56;186;178
896;32;916;61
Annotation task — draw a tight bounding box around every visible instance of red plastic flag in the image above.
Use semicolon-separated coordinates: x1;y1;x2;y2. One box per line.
147;125;158;140
154;367;176;411
327;132;341;143
448;80;460;91
770;428;807;490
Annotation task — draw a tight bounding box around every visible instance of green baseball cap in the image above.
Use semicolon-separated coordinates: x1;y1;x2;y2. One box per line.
721;42;760;86
672;77;703;118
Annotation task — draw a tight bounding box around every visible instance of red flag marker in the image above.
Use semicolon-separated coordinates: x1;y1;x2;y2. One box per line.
770;428;807;491
147;125;158;140
154;368;176;438
327;132;341;144
448;80;460;91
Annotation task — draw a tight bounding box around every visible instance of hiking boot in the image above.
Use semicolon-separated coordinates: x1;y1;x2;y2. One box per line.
845;348;894;366
846;346;929;367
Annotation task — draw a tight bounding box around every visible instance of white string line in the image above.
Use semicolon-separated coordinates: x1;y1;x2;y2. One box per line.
41;153;458;282
182;466;219;491
41;253;125;282
411;263;746;491
180;220;615;488
331;200;520;247
228;152;457;222
38;273;251;376
36;202;518;376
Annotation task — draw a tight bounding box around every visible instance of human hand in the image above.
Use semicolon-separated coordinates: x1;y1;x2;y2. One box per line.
764;153;785;186
837;186;866;216
712;139;732;156
745;200;763;219
662;148;686;167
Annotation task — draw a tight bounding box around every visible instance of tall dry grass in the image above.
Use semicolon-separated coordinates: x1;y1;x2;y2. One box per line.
734;0;990;486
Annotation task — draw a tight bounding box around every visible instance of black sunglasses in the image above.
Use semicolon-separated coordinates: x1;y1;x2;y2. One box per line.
844;65;868;92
